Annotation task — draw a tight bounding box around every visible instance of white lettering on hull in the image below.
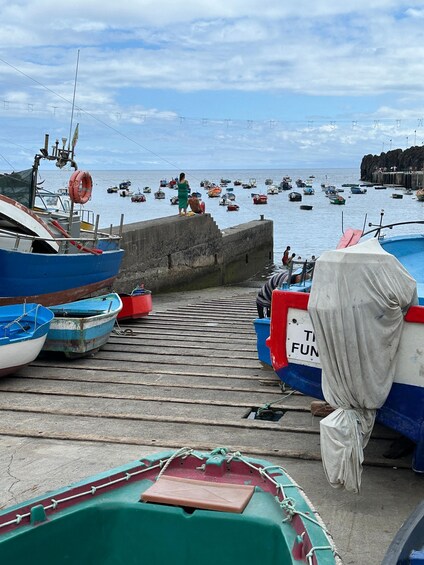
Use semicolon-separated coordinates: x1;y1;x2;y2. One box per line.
286;308;320;367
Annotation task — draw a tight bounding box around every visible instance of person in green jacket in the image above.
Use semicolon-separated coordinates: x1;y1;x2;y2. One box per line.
177;172;190;216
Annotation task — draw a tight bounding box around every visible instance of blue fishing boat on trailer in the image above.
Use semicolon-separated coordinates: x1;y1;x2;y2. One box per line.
0;303;54;377
265;224;424;483
42;293;122;358
0;447;339;565
0;133;124;307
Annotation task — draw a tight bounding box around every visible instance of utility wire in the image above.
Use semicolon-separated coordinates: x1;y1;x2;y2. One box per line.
0;56;183;172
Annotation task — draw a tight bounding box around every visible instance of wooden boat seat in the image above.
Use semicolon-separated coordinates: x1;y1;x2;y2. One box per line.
141;475;255;513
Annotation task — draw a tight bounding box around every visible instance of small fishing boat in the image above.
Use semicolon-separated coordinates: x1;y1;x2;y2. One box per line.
300;204;313;210
382;500;424;564
225;191;236;201
207;186;222;198
106;186;118;194
117;286;152;321
42;293;122;359
159;179;167;187
131;192;146;203
303;187;315;195
0;134;124;307
226;203;239;211
265;178;273;185
143;186;151;193
280;180;292;190
0;447;338;565
267;185;279;195
233;179;242;186
288;191;302;202
0;303;54;377
170;195;179;205
328;194;345;205
154;189;166;200
119;188;133;197
391;193;403;199
252;193;267;204
350;186;367;194
119;180;131;190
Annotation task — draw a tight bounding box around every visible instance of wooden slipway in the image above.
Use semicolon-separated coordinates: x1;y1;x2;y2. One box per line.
0;289;411;469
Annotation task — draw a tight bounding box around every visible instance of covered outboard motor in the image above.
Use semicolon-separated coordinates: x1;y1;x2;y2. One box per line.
308;238;417;492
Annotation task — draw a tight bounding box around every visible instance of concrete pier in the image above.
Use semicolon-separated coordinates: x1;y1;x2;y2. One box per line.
371;169;424;189
114;214;274;294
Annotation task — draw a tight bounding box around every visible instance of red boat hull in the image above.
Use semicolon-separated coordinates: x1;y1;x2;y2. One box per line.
117;292;152;320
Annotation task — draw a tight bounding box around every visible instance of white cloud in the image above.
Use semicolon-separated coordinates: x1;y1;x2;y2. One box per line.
1;0;424;168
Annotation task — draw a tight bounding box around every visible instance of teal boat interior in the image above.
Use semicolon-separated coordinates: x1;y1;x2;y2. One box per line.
0;449;337;565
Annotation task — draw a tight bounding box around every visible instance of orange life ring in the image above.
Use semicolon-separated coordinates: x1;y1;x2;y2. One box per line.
68;170;93;204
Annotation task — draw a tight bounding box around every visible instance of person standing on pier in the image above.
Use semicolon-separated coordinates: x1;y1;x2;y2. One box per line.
177;172;190;216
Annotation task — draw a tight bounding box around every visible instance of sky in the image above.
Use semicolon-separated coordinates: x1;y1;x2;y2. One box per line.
2;0;424;171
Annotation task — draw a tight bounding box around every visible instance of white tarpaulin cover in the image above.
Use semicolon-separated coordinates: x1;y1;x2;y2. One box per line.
308;238;418;493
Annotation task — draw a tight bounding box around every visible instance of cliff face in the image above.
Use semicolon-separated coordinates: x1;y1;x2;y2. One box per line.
360;146;424;181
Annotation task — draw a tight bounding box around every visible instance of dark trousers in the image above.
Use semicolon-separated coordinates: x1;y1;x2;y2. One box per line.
256;300;270;319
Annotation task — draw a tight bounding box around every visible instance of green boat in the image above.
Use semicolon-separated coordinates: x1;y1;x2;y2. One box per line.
0;448;338;565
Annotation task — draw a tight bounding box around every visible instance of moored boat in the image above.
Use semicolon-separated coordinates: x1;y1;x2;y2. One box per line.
328;194;345;205
207;186;222;198
0;303;54;377
131;192;146;203
154;188;166;199
288;191;302;202
0;447;339;565
252;193;267;204
42;293;122;358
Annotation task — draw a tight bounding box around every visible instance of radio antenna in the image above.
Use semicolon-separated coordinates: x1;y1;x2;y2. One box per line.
68;49;80;150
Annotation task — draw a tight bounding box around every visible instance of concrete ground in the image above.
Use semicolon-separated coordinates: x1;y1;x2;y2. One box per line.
0;283;422;565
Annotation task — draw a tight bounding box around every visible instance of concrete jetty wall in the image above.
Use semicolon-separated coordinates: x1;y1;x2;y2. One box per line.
371;170;424;189
114;213;273;293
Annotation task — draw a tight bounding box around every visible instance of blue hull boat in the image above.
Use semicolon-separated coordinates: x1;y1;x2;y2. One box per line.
0;303;54;376
42;293;122;358
0;246;124;307
0;133;124;307
266;228;424;473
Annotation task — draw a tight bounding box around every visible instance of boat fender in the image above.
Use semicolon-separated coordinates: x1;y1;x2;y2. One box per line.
68;170;93;204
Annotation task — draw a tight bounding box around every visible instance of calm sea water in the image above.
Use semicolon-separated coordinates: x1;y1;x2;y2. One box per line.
35;167;424;270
